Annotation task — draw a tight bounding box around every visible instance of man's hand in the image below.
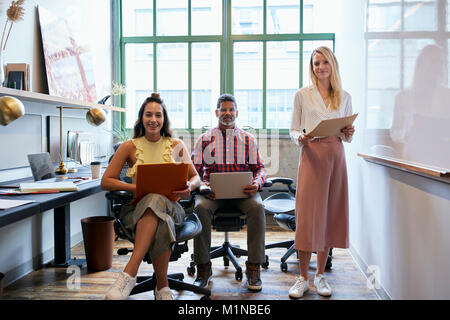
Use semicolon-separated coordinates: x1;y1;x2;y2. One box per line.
203;182;216;200
242;182;259;197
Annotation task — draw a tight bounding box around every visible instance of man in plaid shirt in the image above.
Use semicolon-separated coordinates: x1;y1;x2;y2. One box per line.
191;94;267;292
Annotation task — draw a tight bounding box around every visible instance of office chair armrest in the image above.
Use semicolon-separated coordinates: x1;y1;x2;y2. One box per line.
266;177;296;194
105;190;134;202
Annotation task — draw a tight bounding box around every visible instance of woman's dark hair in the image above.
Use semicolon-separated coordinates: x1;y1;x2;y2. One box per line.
133;93;173;138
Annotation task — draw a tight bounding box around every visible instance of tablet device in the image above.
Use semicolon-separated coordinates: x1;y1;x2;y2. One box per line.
131;162;189;206
209;172;253;199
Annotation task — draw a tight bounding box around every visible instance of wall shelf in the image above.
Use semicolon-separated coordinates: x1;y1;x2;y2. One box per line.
0;87;125;112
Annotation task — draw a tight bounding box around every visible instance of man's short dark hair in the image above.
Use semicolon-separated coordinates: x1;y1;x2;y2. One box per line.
216;94;237;109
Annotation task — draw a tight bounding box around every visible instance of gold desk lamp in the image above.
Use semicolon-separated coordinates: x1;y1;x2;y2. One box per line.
0;96;25;126
55;106;106;175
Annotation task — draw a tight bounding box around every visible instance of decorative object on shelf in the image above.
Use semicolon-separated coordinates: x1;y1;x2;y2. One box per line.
0;95;25;125
98;81;126;105
0;0;26;86
55;105;106;175
38;5;96;102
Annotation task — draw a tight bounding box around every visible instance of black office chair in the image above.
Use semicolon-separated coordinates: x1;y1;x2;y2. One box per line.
187;182;271;281
263;177;332;272
106;185;212;300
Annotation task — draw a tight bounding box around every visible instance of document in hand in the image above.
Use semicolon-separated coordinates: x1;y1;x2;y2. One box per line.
306;113;358;138
19;181;79;192
131;162;190;206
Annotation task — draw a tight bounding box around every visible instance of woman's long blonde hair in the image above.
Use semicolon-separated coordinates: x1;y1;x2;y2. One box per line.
309;46;342;110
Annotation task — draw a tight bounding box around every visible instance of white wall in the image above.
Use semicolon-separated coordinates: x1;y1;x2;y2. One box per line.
331;0;450;299
0;0;112;287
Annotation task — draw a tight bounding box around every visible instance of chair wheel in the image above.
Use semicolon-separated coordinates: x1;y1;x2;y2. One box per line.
281;262;288;272
223;257;229;267
235;270;243;281
187;266;195;276
325;256;332;270
262;255;269;269
201;295;211;300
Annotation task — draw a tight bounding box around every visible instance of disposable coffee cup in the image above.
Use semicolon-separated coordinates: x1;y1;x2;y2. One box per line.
90;161;101;179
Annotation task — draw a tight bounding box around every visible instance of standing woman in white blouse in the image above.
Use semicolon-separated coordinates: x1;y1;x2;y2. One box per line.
288;46;355;299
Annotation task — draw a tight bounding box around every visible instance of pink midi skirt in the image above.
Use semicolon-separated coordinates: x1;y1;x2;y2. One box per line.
294;137;349;252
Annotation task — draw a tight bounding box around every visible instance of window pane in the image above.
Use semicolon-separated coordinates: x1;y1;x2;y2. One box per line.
232;0;263;35
404;39;435;87
303;0;336;33
192;0;222;35
367;0;401;32
122;0;153;36
267;41;299;128
156;0;188;36
404;0;437;31
157;43;188;128
267;0;299;34
234;42;263;128
366;39;401;129
447;0;450;31
125;44;154;128
192;43;221;128
302;40;334;87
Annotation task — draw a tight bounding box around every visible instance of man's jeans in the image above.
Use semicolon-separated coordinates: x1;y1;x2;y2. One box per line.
193;193;266;265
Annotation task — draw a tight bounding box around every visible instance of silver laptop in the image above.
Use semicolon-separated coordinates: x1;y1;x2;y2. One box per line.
209;172;253;199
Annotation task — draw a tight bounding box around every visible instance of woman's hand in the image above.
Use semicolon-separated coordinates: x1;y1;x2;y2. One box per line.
172;181;192;201
298;134;314;145
243;182;259;197
341;125;355;140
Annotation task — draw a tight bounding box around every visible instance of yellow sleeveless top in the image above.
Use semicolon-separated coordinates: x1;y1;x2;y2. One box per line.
126;136;174;183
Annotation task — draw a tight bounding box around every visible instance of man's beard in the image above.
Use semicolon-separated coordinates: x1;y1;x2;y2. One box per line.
219;115;235;127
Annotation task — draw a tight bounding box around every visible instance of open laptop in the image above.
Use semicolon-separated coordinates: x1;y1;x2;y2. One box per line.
27;152;56;181
209;172;253;199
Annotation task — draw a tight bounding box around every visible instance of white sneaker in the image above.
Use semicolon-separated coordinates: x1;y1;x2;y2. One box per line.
314;274;332;297
155;286;174;300
288;276;309;299
105;272;136;300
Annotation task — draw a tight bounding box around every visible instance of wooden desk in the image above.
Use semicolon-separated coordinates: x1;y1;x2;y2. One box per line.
0;175;103;268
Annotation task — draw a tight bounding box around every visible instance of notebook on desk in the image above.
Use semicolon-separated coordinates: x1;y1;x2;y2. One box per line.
131;163;190;206
209;172;253;199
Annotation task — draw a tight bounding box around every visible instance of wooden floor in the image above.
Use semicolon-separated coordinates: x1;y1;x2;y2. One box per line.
2;228;379;300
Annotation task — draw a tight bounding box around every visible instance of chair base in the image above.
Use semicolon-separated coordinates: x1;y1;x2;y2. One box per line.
265;240;333;272
130;272;211;299
210;241;248;281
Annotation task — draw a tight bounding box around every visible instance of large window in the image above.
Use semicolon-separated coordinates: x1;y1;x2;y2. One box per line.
117;0;334;130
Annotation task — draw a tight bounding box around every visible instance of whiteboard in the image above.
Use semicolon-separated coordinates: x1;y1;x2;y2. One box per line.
363;34;450;172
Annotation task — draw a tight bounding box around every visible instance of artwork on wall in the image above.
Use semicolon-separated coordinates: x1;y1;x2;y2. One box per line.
37;5;96;102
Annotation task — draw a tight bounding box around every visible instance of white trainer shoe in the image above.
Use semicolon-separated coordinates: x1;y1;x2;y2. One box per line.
105;272;136;300
288;276;309;299
314;274;332;297
155;286;174;300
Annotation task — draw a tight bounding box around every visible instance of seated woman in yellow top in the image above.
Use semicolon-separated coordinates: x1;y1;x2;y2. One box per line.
101;93;201;300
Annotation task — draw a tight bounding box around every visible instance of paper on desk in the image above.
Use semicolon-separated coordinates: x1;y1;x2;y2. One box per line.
0;199;35;210
306;113;358;138
20;181;78;192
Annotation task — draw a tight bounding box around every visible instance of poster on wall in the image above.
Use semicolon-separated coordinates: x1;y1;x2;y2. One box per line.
37;5;96;102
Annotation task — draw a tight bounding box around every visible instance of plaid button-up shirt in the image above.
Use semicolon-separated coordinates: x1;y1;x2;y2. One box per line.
192;126;267;189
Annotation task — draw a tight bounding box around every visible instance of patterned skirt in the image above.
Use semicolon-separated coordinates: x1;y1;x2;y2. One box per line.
120;193;185;260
